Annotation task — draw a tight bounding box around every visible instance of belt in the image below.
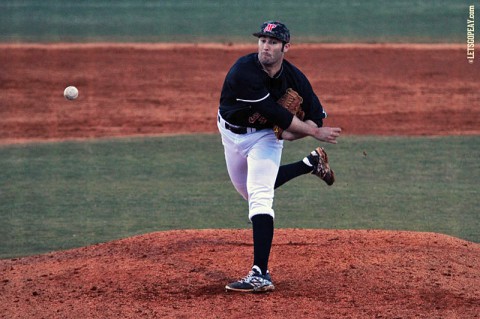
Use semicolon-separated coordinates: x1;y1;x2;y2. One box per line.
218;115;257;134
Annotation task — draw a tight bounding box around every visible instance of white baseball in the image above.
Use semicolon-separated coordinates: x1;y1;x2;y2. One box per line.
64;86;79;100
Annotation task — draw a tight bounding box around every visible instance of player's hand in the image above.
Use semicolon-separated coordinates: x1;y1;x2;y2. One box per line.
286;117;341;143
313;126;342;144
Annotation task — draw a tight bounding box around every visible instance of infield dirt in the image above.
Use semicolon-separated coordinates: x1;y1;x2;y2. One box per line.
0;44;479;318
0;44;479;144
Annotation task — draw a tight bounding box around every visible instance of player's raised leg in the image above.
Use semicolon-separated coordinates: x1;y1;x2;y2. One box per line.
275;147;335;188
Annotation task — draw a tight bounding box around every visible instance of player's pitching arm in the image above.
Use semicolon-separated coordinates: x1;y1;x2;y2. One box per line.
280;119;318;141
283;116;341;144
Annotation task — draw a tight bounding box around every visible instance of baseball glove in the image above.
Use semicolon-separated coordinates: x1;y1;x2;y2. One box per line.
273;88;305;139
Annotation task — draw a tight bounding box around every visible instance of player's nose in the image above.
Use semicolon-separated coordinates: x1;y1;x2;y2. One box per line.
261;42;271;50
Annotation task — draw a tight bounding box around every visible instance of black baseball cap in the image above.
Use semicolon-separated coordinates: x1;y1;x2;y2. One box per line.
253;21;290;43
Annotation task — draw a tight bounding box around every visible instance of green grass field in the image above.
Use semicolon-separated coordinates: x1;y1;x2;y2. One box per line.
1;134;479;258
1;0;477;260
0;0;472;43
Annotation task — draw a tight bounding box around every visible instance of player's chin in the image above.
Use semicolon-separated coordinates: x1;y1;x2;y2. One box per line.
258;54;274;65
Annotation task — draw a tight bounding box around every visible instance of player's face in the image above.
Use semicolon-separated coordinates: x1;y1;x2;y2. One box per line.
257;36;289;67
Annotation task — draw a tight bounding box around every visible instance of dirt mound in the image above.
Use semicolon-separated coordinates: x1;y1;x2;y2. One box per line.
1;229;479;318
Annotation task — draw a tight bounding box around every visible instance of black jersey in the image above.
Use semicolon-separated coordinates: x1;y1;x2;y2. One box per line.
219;53;327;130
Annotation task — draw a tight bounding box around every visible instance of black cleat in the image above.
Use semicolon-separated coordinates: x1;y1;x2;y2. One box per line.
225;266;275;293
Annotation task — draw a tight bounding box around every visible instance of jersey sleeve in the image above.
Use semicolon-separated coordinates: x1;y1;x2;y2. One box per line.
228;61;269;102
252;96;294;130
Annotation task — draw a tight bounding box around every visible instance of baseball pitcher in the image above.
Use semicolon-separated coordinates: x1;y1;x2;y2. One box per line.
218;21;341;292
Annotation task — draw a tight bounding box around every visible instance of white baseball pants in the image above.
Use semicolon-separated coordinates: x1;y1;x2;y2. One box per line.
218;115;284;220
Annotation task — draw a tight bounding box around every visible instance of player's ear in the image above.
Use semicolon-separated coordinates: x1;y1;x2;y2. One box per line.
282;42;291;53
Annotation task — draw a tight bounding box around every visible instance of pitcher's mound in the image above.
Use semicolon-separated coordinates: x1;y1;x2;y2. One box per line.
1;229;479;318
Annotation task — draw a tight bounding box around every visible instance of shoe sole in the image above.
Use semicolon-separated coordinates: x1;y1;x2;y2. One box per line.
225;284;275;293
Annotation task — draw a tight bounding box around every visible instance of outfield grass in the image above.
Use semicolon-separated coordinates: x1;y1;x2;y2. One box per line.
0;0;471;43
1;134;479;258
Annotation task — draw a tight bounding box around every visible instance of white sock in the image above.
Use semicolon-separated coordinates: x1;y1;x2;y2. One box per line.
303;157;312;167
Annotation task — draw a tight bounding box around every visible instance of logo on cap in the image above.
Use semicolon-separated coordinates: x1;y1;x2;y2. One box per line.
253;21;290;43
263;23;278;32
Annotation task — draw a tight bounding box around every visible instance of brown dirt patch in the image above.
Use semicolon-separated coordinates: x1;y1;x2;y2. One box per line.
0;43;479;145
0;44;479;318
1;229;479;318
